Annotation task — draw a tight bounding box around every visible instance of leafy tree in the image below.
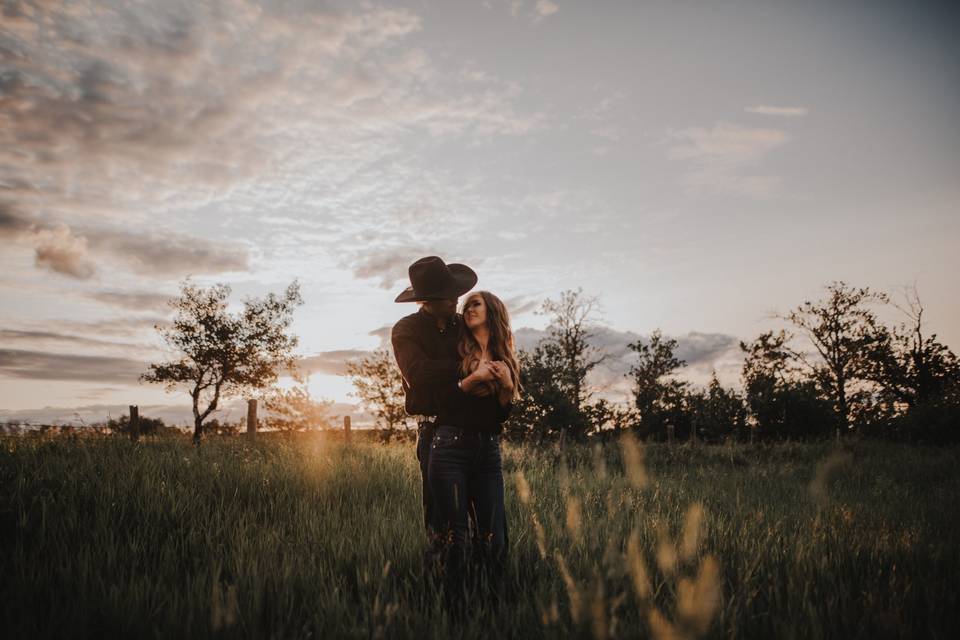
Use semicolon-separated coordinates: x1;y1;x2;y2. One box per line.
142;280;303;445
262;383;336;431
627;330;690;440
346;349;411;438
687;373;748;442
507;289;607;443
782;281;887;432
739;330;835;440
866;286;960;410
863;287;960;442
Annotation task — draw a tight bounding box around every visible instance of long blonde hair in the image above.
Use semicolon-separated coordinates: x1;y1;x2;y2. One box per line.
459;291;521;401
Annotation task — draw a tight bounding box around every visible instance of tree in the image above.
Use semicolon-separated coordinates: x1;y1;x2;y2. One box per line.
142;280;303;445
261;383;336;431
739;331;834;440
346;349;411;438
540;289;606;412
782;281;887;431
866;286;960;410
507;289;607;443
627;330;690;440
687;373;748;442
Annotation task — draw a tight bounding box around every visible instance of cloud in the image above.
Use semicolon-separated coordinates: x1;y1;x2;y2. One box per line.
667;122;790;197
0;329;144;351
86;290;173;312
299;350;372;377
746;105;809;117
349;247;426;290
0;349;148;383
30;225;96;279
368;325;393;348
515;325;744;393
534;0;560;20
87;228;248;276
502;293;542;316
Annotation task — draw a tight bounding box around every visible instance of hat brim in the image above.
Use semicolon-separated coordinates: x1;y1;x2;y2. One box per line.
394;263;477;303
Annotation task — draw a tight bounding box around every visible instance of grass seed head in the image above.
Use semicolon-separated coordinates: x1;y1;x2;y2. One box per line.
515;470;532;506
619;432;648;489
680;503;704;562
566;496;583;541
627;529;651;601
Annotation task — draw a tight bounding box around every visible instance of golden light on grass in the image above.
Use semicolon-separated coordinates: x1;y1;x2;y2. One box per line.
619;432;648;489
656;525;678;576
514;470;532;505
565;496;583;541
647;608;685;640
677;556;722;635
590;578;608;640
531;512;548;559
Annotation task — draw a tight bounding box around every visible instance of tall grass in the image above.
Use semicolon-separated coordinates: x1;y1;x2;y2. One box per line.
1;434;958;638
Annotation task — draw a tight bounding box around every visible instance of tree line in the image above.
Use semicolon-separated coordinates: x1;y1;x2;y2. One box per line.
142;279;959;444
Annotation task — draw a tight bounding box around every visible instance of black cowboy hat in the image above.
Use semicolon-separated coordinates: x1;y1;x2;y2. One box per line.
394;256;477;303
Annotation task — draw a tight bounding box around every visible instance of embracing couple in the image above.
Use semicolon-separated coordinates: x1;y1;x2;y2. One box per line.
391;256;520;598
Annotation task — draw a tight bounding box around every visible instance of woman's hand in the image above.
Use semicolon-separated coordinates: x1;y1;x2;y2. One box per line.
490;361;514;403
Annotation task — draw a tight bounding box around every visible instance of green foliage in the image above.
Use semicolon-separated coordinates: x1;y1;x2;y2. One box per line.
142;280;303;444
107;413;169;437
2;435;959;638
740;330;836;440
782;281;888;430
261;384;336;431
346;349;411;437
687;374;748;442
507;289;607;443
627;330;691;440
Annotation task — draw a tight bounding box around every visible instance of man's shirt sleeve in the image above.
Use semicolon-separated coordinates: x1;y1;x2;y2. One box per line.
391;318;461;389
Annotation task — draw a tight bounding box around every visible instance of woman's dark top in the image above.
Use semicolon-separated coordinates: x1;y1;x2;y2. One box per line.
435;377;512;435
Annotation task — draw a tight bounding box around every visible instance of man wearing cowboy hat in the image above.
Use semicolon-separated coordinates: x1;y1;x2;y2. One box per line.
391;256;497;541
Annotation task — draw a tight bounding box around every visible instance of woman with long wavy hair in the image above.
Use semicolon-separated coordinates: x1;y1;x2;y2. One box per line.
428;290;520;598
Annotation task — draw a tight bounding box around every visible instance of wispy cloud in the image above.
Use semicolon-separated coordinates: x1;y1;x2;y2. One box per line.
299;350;371;377
0;349;147;383
745;105;809;117
86;290;173;312
667;122;790;197
1;0;539;288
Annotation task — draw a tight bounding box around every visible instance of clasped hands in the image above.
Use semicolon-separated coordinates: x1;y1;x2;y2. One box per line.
461;359;514;397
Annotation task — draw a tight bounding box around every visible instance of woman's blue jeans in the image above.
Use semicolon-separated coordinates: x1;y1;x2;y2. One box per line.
427;425;508;589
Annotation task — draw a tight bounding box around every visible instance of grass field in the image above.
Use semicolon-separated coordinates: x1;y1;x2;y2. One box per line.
1;433;958;639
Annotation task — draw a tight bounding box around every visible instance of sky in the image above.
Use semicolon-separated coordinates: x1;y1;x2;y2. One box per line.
1;0;958;425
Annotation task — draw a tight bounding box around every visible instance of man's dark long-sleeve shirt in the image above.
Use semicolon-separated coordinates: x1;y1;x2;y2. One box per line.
391;308;463;416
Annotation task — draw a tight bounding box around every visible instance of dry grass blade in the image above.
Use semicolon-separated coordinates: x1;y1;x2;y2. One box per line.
680;503;704;562
556;551;583;625
627;529;651;601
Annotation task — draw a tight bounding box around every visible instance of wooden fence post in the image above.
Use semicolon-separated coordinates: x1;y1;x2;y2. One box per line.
129;405;139;441
343;415;351;443
247;399;257;438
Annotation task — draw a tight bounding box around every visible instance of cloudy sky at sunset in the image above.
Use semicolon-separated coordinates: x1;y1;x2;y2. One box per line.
2;0;958;424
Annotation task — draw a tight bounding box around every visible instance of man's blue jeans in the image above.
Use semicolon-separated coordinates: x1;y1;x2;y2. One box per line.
427;425;508;588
